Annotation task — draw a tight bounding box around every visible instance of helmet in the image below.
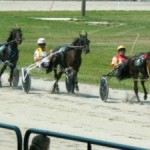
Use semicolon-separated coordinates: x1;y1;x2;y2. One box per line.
117;45;125;51
37;38;46;44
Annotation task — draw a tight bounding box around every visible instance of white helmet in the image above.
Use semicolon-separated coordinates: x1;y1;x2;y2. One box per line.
37;38;46;44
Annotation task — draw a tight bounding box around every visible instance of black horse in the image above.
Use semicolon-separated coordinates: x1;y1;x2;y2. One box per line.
117;51;150;101
0;28;23;86
46;32;90;93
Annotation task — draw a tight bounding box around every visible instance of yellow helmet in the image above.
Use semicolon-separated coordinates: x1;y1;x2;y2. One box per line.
117;45;125;51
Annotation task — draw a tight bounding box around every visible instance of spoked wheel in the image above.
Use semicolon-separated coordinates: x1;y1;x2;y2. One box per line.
99;76;109;102
65;75;74;93
22;68;31;93
13;67;20;87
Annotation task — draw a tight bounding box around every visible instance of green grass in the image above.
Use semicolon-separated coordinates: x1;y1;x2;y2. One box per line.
0;11;150;91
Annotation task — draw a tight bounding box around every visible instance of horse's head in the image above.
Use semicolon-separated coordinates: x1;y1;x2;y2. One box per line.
7;28;23;45
72;33;90;54
78;32;90;54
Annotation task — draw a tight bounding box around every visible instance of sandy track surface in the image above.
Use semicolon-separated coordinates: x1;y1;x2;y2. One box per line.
0;73;150;149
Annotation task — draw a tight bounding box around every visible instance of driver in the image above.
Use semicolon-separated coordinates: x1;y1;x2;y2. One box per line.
33;38;51;68
111;45;129;80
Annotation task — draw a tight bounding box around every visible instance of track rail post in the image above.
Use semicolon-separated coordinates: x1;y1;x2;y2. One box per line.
0;122;22;150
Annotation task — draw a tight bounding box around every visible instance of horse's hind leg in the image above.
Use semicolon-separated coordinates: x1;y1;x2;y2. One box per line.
141;80;147;100
134;80;140;102
52;71;63;94
74;74;79;91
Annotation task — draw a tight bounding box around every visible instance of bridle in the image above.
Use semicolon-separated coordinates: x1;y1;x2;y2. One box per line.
78;35;90;53
8;29;23;45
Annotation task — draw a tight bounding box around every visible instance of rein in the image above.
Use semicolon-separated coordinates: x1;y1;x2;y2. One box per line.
1;40;17;46
3;39;19;47
68;45;84;49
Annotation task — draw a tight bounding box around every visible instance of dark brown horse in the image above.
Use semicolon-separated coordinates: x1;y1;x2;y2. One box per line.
118;51;150;101
129;52;150;101
0;28;23;86
46;33;90;93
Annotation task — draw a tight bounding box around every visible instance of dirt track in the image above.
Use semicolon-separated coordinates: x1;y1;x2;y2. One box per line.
0;73;150;149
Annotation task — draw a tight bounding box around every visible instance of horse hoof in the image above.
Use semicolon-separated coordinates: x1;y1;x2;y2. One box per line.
144;95;147;100
75;86;79;91
50;89;55;94
55;88;59;94
8;78;13;82
9;82;12;87
9;86;13;89
50;88;59;94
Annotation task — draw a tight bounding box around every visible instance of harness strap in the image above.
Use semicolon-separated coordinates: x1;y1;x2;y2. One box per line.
0;44;7;61
0;45;5;54
134;53;149;67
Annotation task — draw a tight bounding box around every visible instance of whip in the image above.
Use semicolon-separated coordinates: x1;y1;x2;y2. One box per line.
130;33;140;55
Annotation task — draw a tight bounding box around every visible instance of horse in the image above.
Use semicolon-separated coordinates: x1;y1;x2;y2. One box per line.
46;32;90;94
0;28;23;86
129;52;150;101
117;51;150;102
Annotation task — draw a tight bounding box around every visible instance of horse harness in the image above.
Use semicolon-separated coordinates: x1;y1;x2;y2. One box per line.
0;42;18;65
0;44;7;61
133;53;149;67
52;45;84;67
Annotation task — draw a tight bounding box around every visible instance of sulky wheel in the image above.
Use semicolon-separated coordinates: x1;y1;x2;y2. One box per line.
99;76;109;102
22;68;31;93
13;67;20;87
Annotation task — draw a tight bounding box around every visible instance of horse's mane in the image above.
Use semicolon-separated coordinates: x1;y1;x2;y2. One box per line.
71;38;79;46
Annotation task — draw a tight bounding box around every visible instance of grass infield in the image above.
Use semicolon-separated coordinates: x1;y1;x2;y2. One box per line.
0;11;150;90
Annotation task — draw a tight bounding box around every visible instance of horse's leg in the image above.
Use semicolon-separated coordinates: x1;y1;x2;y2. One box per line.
0;65;7;87
74;73;79;91
141;79;147;100
52;69;63;94
68;69;76;94
71;74;76;94
9;65;15;86
133;80;140;102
